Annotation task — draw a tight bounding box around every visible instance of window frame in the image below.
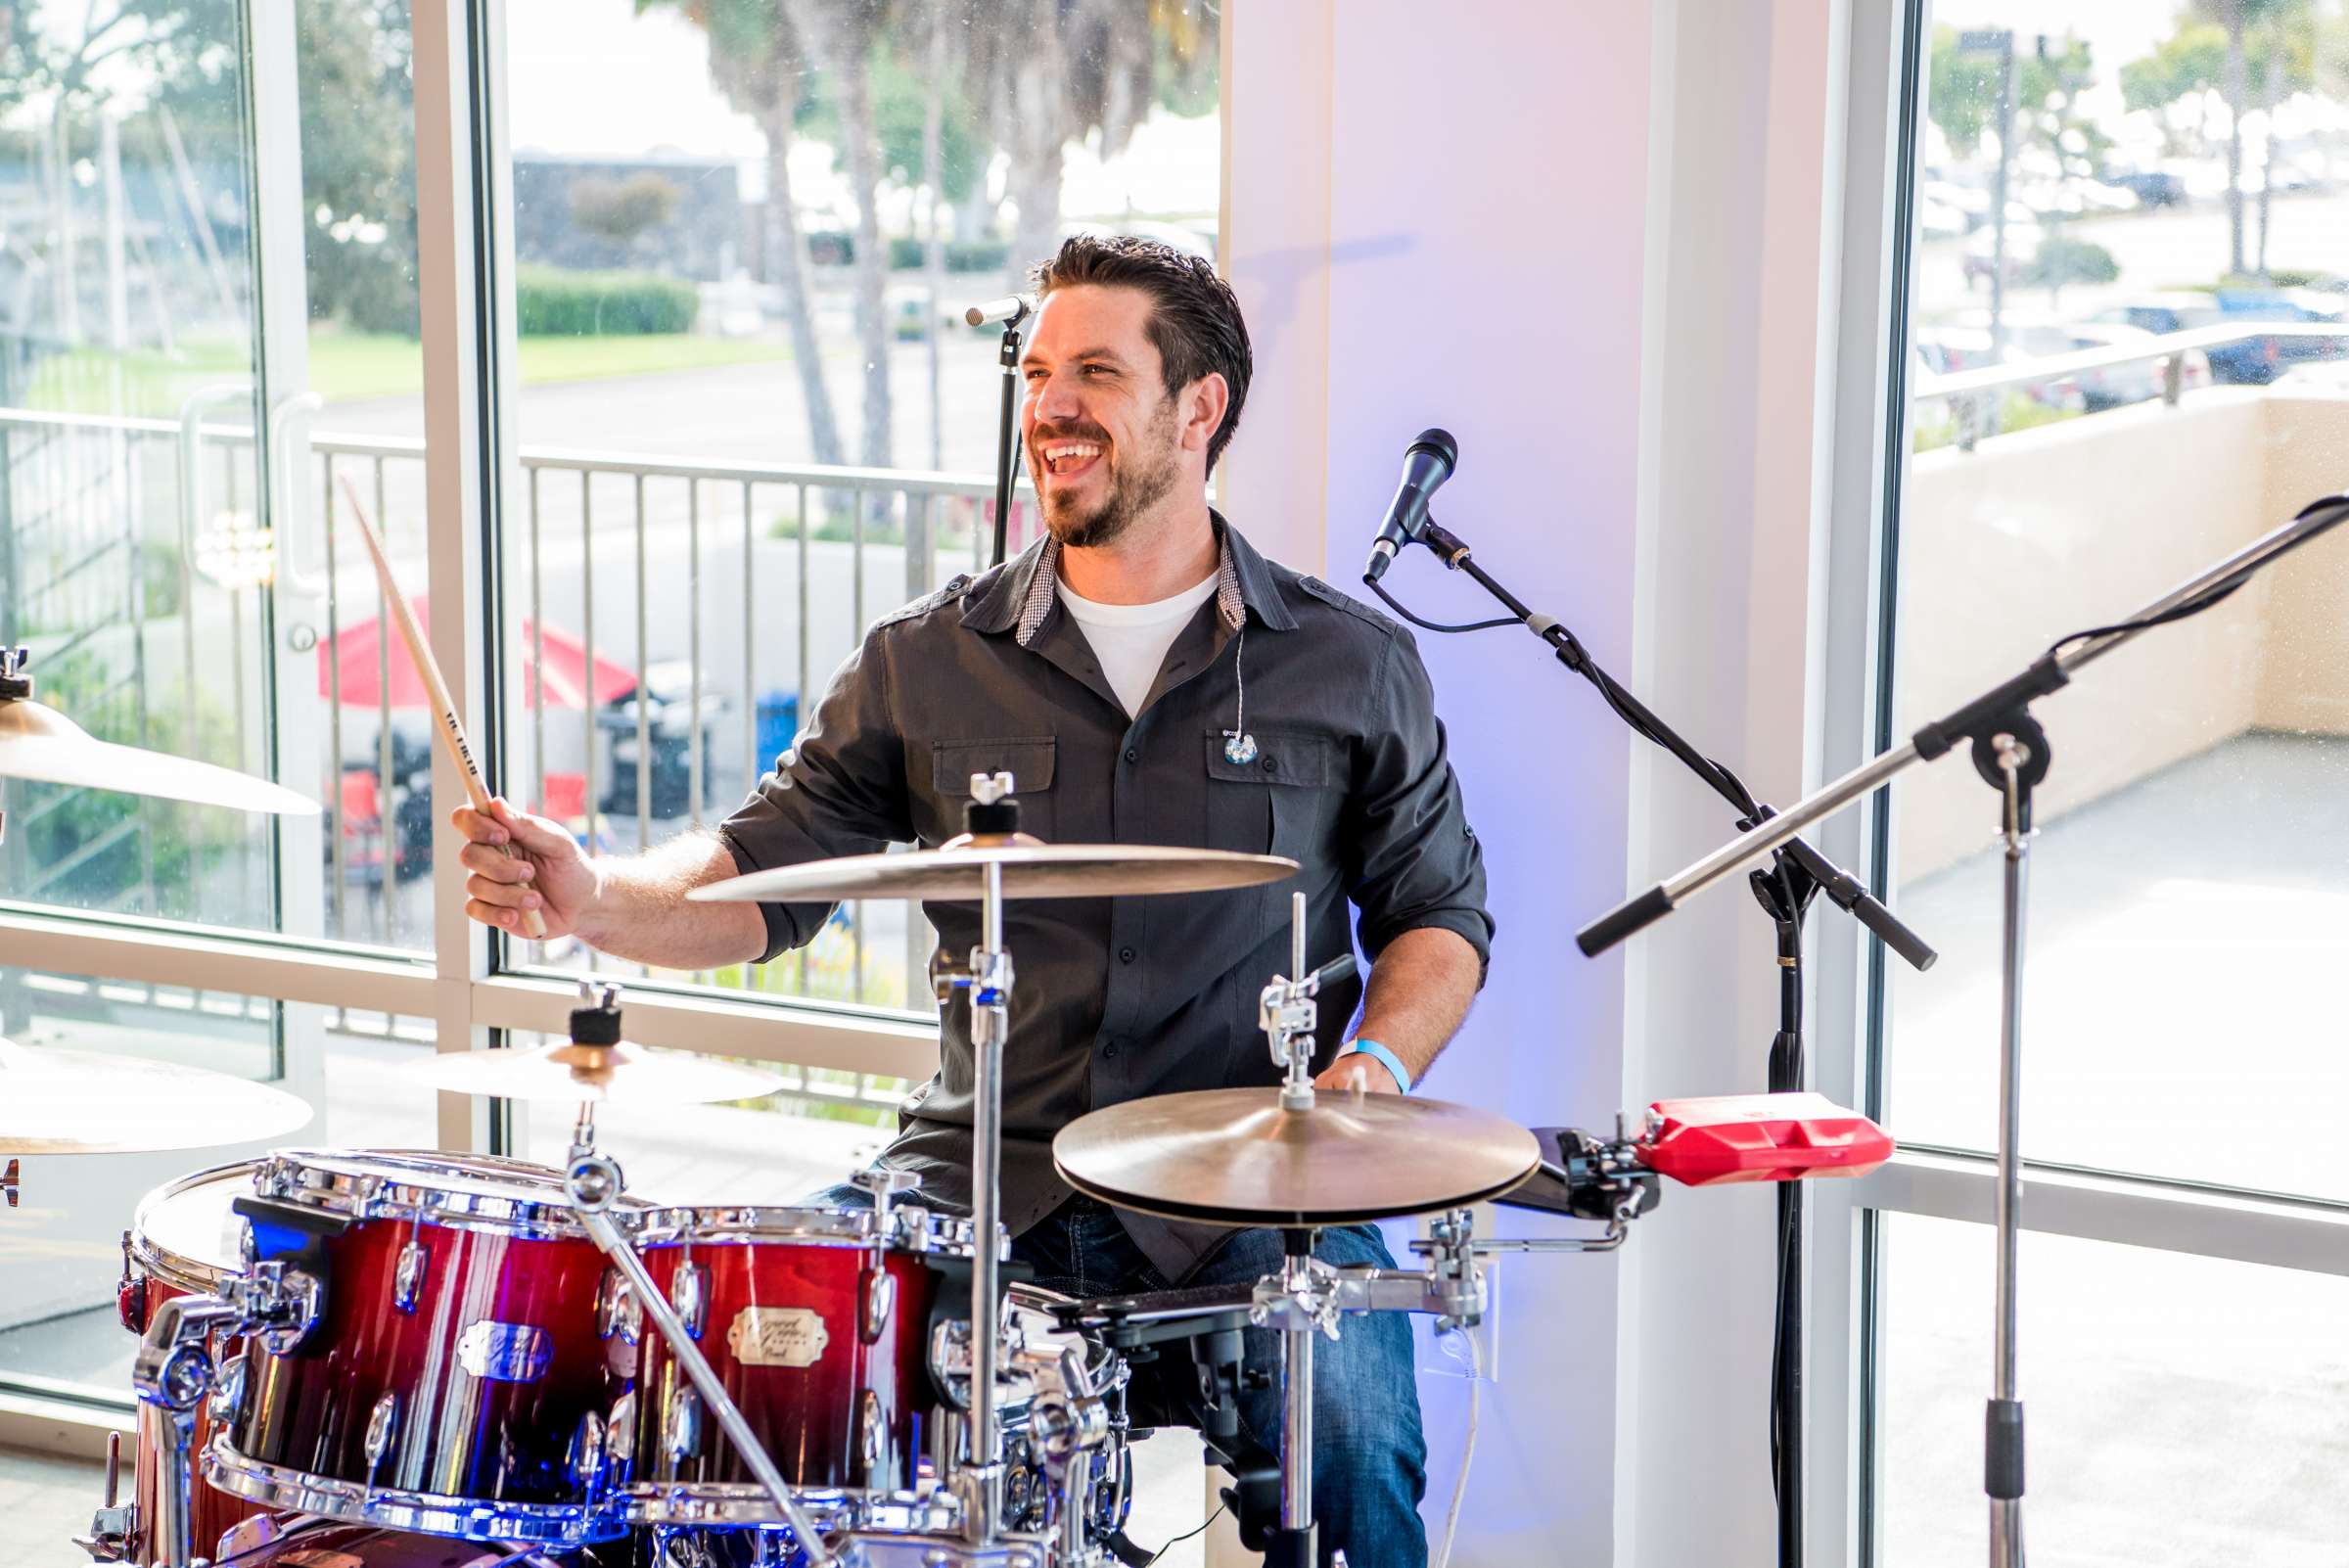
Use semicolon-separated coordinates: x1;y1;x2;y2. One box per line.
0;0;961;1437
1820;2;2349;1561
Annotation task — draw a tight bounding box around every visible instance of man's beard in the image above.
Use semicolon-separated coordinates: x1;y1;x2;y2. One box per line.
1033;410;1182;549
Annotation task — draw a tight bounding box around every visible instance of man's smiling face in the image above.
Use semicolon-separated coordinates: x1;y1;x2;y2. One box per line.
1020;284;1189;550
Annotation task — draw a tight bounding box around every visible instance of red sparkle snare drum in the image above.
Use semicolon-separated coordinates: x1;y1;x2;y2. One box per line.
620;1200;982;1531
114;1160;272;1565
203;1150;652;1547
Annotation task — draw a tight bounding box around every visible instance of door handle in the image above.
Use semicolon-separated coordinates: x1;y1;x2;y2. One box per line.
268;391;326;598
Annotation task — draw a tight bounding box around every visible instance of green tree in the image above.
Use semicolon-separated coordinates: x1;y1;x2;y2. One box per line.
291;0;418;335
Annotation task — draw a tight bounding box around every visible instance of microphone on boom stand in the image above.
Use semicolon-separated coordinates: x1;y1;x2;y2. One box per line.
1364;429;1459;583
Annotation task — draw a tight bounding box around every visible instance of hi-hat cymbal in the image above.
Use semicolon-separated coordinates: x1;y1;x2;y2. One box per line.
0;698;320;815
407;1040;786;1105
1053;1086;1541;1228
691;835;1298;905
0;1037;314;1155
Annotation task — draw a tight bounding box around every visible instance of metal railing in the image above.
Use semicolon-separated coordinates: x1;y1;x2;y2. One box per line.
0;404;1036;1043
1916;321;2349;449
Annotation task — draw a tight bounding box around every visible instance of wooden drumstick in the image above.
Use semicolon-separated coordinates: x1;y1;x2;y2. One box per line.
336;475;548;940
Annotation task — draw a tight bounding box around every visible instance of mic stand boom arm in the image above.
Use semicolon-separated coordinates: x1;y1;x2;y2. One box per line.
1577;493;2349;955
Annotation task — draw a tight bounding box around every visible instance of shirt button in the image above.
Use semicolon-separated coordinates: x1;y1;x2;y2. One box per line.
1124;747;1138;763
1119;946;1136;964
1262;755;1279;774
1101;1040;1120;1059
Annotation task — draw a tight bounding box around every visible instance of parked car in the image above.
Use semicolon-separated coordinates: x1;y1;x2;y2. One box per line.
2082;295;2291;386
1962;221;2042;287
1980;316;2210;411
2097;168;2186;209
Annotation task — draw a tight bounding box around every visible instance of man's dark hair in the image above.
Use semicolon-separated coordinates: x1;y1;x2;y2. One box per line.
1032;233;1252;469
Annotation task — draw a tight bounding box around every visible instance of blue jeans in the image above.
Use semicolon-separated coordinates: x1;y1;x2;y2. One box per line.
810;1185;1428;1568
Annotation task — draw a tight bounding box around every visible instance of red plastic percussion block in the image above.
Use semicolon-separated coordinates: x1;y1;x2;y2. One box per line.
1635;1092;1893;1187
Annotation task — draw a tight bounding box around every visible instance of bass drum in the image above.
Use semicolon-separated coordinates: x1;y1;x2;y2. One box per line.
117;1159;271;1565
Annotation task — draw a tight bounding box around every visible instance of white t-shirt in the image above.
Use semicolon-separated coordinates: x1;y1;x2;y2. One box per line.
1056;571;1221;718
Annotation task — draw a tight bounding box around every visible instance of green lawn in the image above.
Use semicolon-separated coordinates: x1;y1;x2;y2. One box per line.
19;331;800;416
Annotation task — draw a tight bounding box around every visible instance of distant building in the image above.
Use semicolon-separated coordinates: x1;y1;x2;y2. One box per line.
511;152;745;280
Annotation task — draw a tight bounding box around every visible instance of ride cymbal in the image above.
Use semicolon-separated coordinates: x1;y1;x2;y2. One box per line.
690;836;1298;905
1054;1086;1541;1228
0;1038;315;1155
406;1039;785;1105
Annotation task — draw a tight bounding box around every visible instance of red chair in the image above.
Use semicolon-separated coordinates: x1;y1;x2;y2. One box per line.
540;772;587;822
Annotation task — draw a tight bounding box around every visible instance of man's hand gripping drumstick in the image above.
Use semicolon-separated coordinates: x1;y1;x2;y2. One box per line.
335;474;549;940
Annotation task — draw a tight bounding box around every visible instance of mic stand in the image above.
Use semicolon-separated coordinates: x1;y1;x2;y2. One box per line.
1379;516;1938;1568
1579;493;2349;1568
990;315;1024;568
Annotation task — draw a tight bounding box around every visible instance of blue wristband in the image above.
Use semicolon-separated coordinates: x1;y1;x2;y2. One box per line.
1343;1038;1412;1094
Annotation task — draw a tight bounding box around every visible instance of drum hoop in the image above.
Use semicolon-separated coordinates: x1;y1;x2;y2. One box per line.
620;1480;964;1534
253;1148;650;1235
128;1158;260;1294
201;1434;626;1546
633;1203;981;1254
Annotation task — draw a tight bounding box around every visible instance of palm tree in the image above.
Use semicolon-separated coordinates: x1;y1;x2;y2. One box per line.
639;0;846;467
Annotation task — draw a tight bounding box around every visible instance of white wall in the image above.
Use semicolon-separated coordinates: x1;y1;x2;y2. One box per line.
1225;3;1868;1563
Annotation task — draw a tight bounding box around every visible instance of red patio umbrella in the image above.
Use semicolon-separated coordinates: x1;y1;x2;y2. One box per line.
318;595;639;711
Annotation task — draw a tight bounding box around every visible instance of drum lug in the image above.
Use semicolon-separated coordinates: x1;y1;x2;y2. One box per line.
605;1391;637;1486
858;1387;889;1486
363;1391;398;1479
863;1267;897;1345
207;1352;248;1430
663;1385;702;1465
392;1238;428;1314
596;1266;642;1344
568;1409;608;1495
668;1259;709;1340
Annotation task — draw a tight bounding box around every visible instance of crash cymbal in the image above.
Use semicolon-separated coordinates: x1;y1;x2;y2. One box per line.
0;697;320;816
0;1037;314;1155
1053;1086;1541;1228
407;1039;786;1105
691;835;1298;905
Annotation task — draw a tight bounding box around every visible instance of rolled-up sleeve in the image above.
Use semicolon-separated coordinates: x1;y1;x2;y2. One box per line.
716;629;911;963
1343;629;1494;979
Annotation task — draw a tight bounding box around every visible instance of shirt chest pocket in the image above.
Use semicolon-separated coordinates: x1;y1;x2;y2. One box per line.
1202;728;1339;860
932;736;1057;840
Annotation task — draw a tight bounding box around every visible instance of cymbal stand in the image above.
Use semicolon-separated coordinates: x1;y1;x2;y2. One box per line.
929;771;1020;1547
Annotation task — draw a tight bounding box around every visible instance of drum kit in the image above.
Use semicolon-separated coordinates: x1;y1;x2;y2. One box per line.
2;648;1892;1567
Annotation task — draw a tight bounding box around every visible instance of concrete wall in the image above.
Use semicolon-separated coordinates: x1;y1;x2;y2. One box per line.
1227;3;1652;1561
1894;391;2349;884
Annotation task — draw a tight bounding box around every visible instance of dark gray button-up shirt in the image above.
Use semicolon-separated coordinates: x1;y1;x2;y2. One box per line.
717;517;1492;1278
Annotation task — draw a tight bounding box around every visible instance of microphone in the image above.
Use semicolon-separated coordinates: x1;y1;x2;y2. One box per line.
963;294;1036;328
1364;428;1458;583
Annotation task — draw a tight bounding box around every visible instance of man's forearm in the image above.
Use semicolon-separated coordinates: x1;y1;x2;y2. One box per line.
574;831;769;970
1353;926;1482;1084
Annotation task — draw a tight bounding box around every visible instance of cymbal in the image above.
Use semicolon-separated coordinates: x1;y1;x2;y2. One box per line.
0;1037;314;1155
0;697;320;815
691;835;1298;905
1054;1086;1541;1227
407;1040;786;1105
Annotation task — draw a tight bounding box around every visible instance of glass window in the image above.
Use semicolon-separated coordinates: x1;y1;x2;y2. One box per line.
492;0;1220;1013
1876;1212;2349;1564
1885;10;2349;1201
508;1031;901;1207
0;968;438;1400
0;0;435;950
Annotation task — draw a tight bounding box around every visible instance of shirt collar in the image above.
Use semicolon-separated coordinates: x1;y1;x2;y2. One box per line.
960;510;1298;645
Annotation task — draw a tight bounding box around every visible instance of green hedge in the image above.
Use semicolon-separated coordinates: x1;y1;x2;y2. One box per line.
515;264;699;336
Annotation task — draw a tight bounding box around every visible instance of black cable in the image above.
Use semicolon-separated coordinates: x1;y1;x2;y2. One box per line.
1149;1502;1228;1559
1363;576;1523;634
2046;575;2246;661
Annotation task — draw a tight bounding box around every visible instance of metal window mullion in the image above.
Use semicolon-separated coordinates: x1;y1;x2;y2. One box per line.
412;0;499;1155
633;470;651;981
1857;1151;2349;1278
0;909;435;1018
